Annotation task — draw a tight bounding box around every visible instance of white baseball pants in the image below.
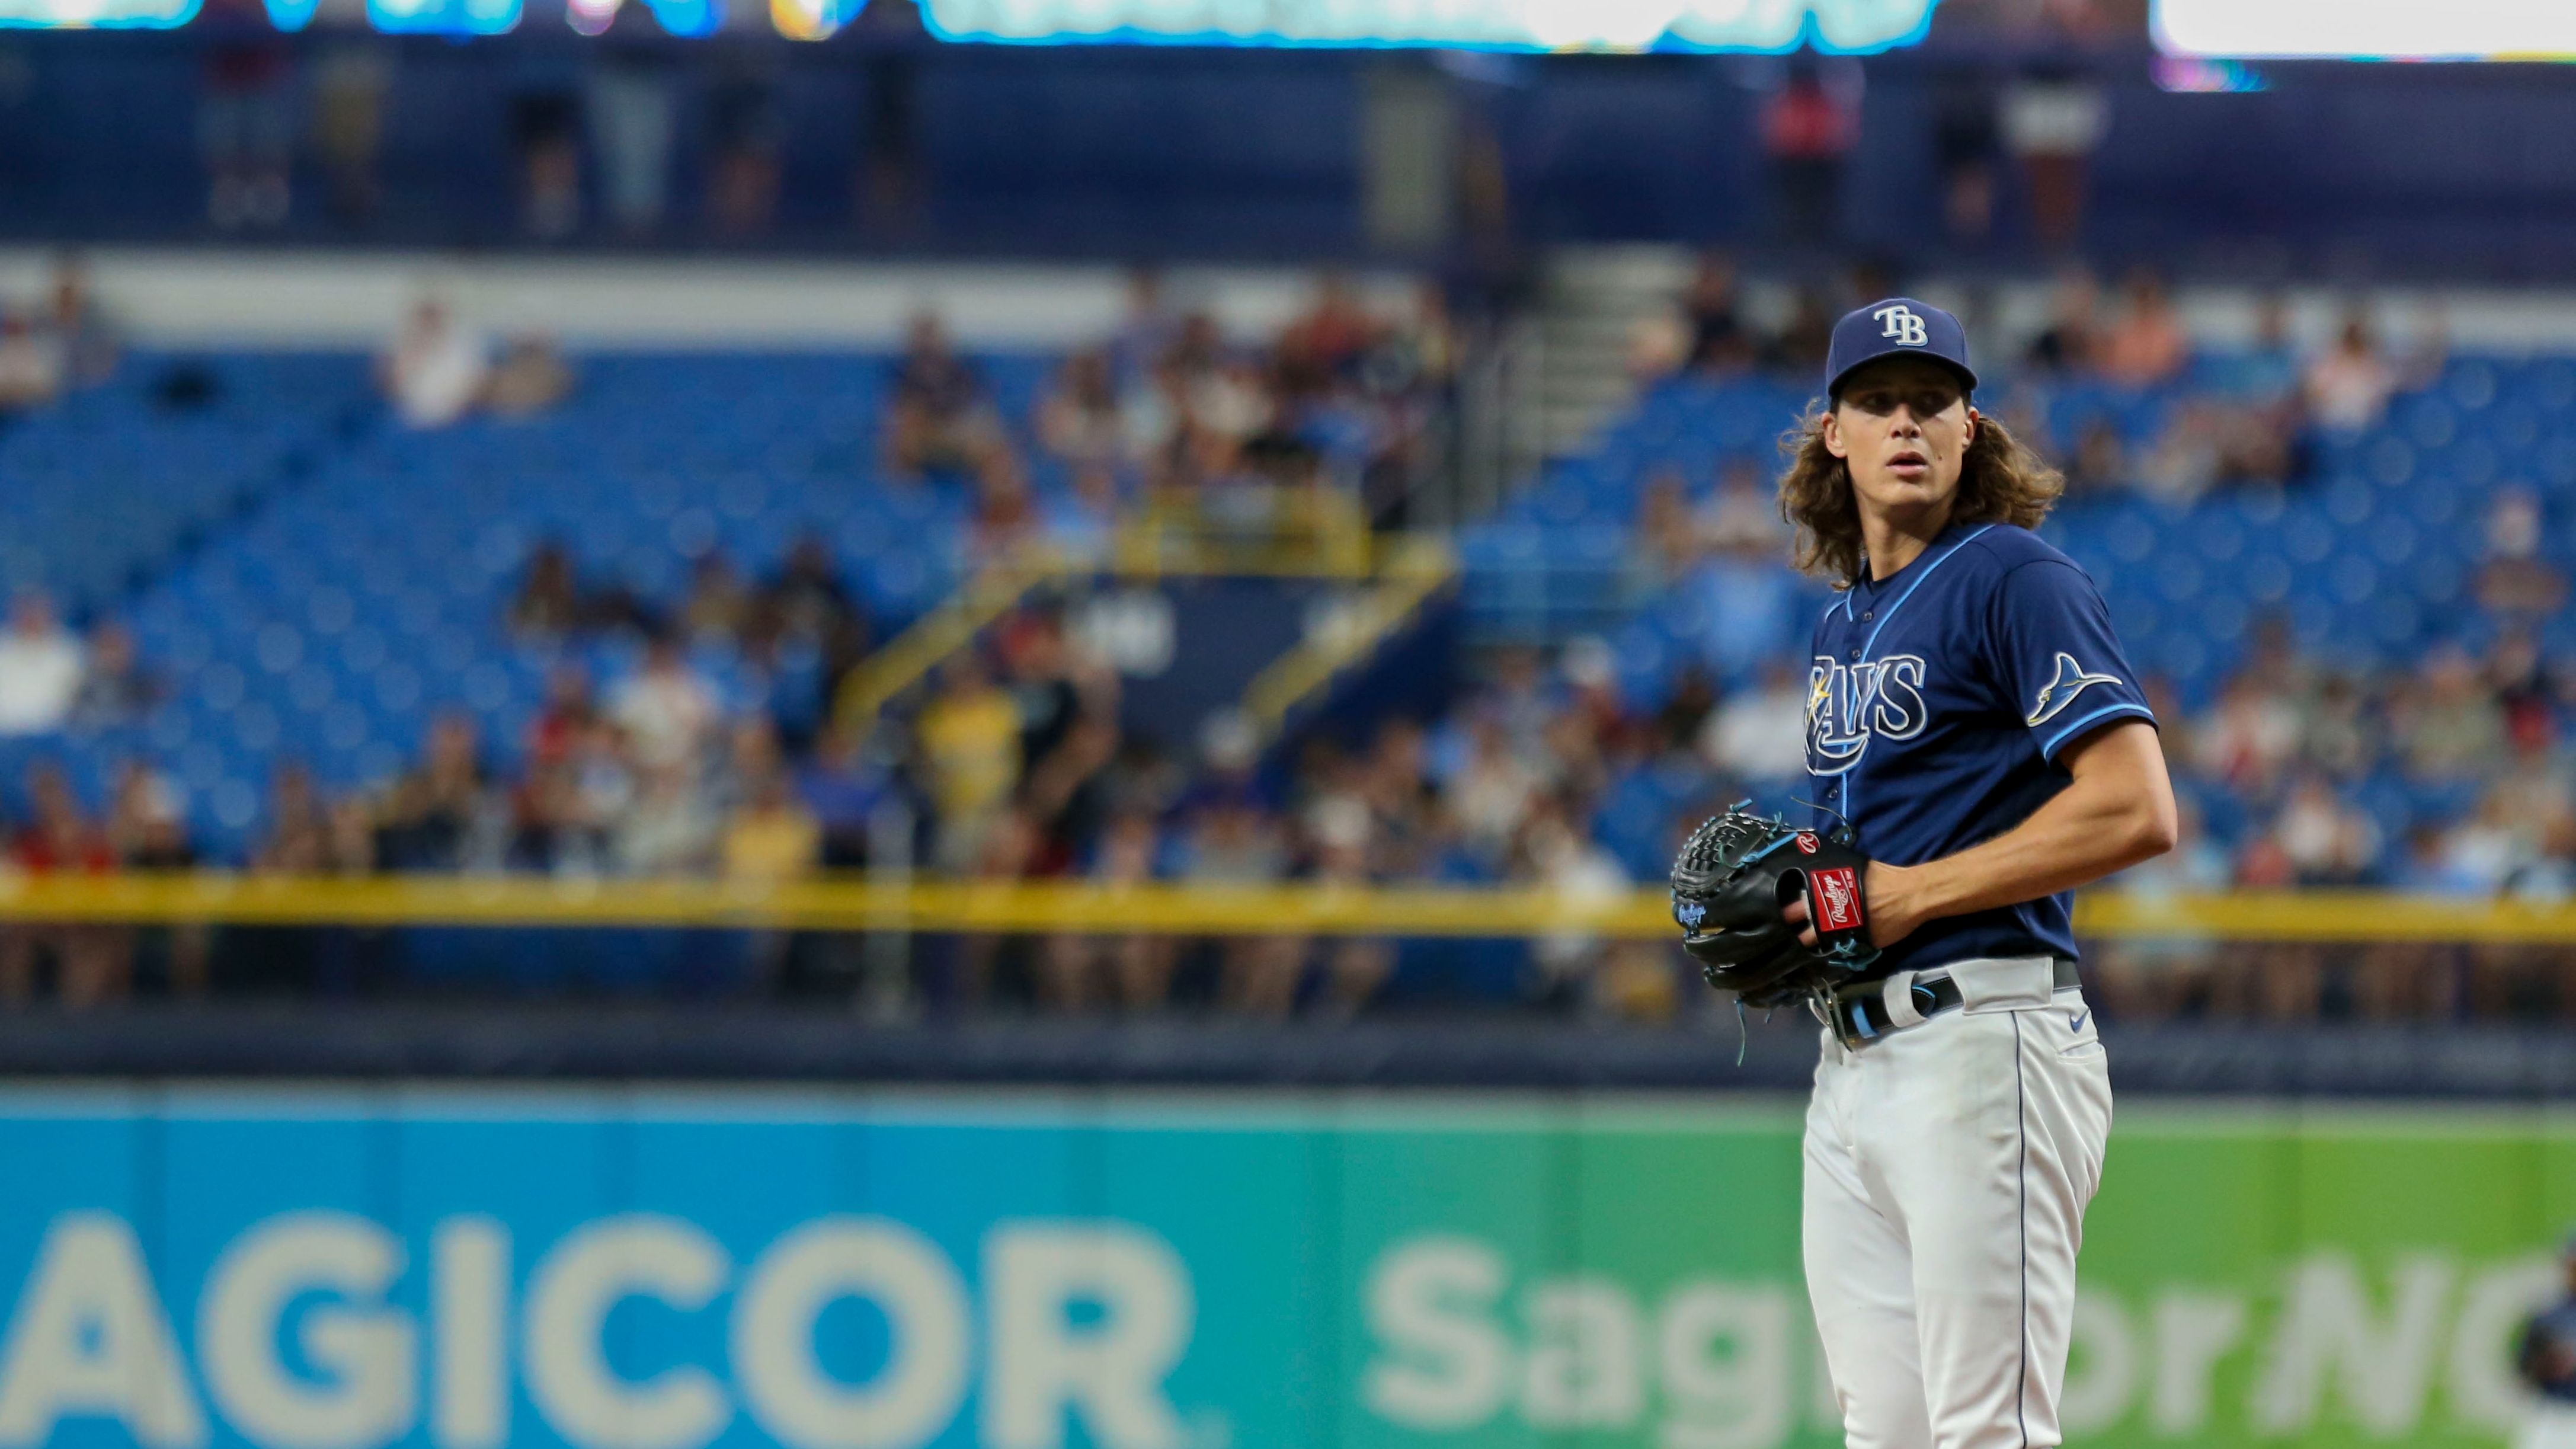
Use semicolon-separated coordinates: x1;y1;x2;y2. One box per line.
2520;1402;2576;1449
1802;955;2113;1449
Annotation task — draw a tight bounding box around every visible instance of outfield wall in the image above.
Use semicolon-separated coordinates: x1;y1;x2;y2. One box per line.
0;1085;2565;1449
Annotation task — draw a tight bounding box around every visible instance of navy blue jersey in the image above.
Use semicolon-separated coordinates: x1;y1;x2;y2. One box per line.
1805;521;2155;979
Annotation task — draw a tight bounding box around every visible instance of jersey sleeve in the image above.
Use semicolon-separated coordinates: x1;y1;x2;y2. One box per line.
1989;559;2156;764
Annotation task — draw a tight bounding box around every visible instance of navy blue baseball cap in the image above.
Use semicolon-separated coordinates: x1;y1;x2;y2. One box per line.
1825;297;1978;399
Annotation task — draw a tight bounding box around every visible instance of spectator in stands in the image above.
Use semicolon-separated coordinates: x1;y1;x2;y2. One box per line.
1038;348;1127;469
885;312;1001;479
2478;487;2568;622
1044;463;1124;568
967;447;1039;562
917;654;1020;873
721;763;820;885
0;311;65;414
2099;269;2190;388
1109;268;1181;385
2088;792;2230;1022
524;663;596;769
1630;472;1705;593
2490;629;2561;757
380;299;489;431
1762;62;1857;245
2402;645;2507;782
2061;417;2128;497
485;335;575;418
2299;673;2383;781
1684;513;1801;686
2137;402;2222;505
108;762;207;995
2261;774;2383;886
2419;787;2542;897
1932;63;2002;245
610;635;720;777
1476;645;1562;765
507;66;583;240
2002;57;2108;250
1175;786;1301;1016
2303;311;2399;433
1763;290;1835;378
1308;791;1396;1018
1627;311;1689;383
760;534;863;655
705;41;786;239
196;0;295;230
1004;610;1119;869
1038;809;1172;1013
587;8;679;237
798;725;892;869
506;755;584;875
1449;712;1540;865
1277;273;1377;393
1700;658;1809;790
510;543;587;638
377;714;503;871
254;763;331;874
559;718;636;872
615;762;716;875
44;255;119;387
69;623;158;728
1683;251;1755;373
1701;460;1785;555
2195;667;2302;801
2;763;125;1006
1517;795;1631;1011
680;552;752;642
2215;399;2303;487
724;763;820;983
2218;293;2302;407
2023;265;2099;375
0;593;84;737
311;41;391;227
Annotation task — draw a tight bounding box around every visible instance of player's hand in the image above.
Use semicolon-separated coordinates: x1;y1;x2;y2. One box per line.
1783;861;1926;951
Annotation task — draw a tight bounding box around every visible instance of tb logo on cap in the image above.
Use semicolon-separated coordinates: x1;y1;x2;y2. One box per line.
1874;304;1928;347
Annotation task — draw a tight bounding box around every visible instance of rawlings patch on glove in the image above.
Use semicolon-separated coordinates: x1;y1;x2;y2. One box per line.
1669;805;1880;1007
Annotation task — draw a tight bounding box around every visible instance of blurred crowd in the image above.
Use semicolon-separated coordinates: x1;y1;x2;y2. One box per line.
0;258;120;421
6;250;2574;1022
889;271;1455;545
1642;254;2442;509
0;273;1462;1015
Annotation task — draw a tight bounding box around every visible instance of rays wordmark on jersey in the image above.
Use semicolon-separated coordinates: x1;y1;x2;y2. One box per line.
1807;653;1928;773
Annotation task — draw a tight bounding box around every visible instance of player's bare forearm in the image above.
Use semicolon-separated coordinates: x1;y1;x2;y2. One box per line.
1788;721;2177;949
1868;721;2175;946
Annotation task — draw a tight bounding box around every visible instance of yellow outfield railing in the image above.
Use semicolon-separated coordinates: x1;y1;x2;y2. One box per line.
1;875;2574;943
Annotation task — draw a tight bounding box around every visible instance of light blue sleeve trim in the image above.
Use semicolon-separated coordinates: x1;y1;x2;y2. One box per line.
2039;702;2157;761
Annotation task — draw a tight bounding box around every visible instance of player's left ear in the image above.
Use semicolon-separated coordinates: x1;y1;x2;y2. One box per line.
1963;406;1980;448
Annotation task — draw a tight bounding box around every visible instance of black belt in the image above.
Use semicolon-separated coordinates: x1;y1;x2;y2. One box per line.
1828;959;2081;1049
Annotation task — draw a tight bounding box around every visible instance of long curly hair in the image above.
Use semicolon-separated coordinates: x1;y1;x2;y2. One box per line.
1776;404;2064;585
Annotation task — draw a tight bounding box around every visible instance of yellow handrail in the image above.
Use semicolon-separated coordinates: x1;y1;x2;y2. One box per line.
2;875;2572;942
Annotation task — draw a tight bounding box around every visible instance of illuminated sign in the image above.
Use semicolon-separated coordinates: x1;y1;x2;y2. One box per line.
369;0;517;31
0;0;192;28
923;0;1941;53
2153;0;2576;60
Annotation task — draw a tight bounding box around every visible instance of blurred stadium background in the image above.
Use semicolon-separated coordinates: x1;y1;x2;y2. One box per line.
2;1;2576;1447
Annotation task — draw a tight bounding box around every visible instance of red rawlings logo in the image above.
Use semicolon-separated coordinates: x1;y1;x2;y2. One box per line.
1810;866;1864;932
1794;832;1819;854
